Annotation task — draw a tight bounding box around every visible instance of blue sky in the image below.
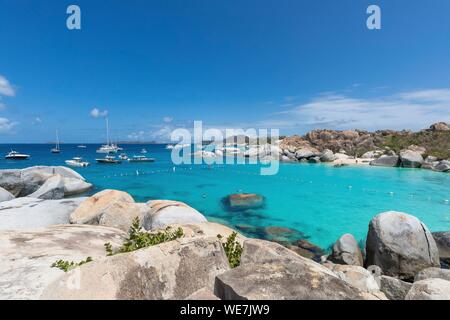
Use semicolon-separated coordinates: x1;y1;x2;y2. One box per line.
1;0;450;143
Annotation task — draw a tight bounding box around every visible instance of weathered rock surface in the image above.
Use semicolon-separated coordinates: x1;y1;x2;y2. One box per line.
329;234;364;266
0;197;86;230
365;211;440;280
186;287;220;300
400;150;424;168
430;122;450;132
169;222;246;244
320;149;335;162
379;275;412;300
28;174;65;200
41;237;229;300
370;155;400;167
144;200;207;230
433;160;450;172
62;177;93;196
223;193;264;211
433;231;450;265
0;224;125;299
415;267;450;282
0;186;14;202
325;264;382;294
69;189;135;226
405;278;450;300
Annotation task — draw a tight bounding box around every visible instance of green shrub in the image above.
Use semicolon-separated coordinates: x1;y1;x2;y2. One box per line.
105;217;184;256
218;232;243;268
51;257;93;272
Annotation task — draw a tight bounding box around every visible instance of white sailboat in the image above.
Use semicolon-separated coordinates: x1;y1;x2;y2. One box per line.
96;118;119;153
51;130;61;153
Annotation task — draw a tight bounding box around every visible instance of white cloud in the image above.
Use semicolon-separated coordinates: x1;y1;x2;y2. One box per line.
0;117;17;133
163;116;173;123
90;108;108;118
32;117;42;125
0;75;15;97
272;89;450;131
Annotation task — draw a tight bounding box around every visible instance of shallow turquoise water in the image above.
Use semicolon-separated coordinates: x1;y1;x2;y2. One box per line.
1;144;450;249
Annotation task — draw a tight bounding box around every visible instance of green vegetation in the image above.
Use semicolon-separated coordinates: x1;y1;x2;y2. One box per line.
105;217;184;256
218;232;243;268
51;257;93;272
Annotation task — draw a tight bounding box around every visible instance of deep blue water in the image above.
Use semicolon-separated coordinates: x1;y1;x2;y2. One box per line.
1;143;450;249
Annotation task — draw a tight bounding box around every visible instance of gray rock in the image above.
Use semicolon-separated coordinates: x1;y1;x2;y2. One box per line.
41;237;230;300
21;166;85;181
0;197;86;230
144;200;207;230
400;150;424;168
370;155;400;167
326;264;382;294
0;186;14;203
295;147;320;160
186;287;220;300
308;156;321;163
365;211;440;280
433;160;450;172
0;224;125;299
62;177;93;196
405;278;450;300
433;231;450;265
216;239;385;300
329;233;364;266
320;149;335;162
415;267;450;282
0;169;32;197
380;275;412;300
28;174;65;200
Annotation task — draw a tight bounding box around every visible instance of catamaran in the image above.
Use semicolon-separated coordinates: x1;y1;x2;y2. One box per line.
5;151;30;160
65;157;89;167
96;118;119;153
51;130;61;153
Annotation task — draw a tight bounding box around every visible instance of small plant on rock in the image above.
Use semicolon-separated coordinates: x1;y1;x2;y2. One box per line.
105;217;184;255
218;232;243;268
51;257;93;272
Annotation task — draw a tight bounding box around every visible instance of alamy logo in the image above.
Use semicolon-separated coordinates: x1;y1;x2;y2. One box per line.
66;5;81;30
367;5;381;30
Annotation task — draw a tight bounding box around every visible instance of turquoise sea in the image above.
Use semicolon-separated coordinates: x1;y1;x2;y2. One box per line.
1;144;450;249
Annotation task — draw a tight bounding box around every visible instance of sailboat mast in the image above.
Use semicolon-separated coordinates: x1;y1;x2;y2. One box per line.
56;130;60;150
106;118;110;146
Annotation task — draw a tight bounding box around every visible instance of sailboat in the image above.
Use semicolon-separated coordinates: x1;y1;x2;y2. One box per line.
96;118;119;153
51;130;61;153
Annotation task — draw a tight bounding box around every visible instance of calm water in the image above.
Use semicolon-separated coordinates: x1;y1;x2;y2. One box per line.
1;144;450;249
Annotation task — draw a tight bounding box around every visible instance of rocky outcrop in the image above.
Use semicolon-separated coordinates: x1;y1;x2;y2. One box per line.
0;197;85;230
41;237;230;300
379;275;412;300
329;234;364;266
214;239;384;300
0;166;91;198
0;224;125;299
0;186;14;202
365;211;440;280
414;267;450;282
69;189;136;228
370;155;400;167
405;278;450;300
400;150;424;168
28;174;65;200
144;200;207;230
429;122;450;132
320;149;335;162
325;264;383;295
432;231;450;265
222;193;264;211
433;160;450;172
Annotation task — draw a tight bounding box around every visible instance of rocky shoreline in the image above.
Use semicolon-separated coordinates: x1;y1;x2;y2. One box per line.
0;166;450;300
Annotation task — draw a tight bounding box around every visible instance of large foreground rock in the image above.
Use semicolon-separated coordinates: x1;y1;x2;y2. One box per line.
370;155;400;167
329;234;363;266
433;160;450;172
214;239;384;300
0;225;125;299
62;177;93;196
325;264;382;295
405;278;450;300
0;186;14;202
414;267;450;282
0;197;85;230
41;237;229;300
400;150;424;168
433;231;450;265
69;189;137;229
379;275;412;300
28;174;65;200
144;200;207;230
365;211;440;280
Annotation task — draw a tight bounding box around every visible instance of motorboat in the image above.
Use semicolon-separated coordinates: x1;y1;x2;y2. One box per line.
119;153;128;160
165;144;174;150
96;155;121;164
77;145;87;148
51;130;61;153
5;151;30;160
65;157;89;167
128;155;155;162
